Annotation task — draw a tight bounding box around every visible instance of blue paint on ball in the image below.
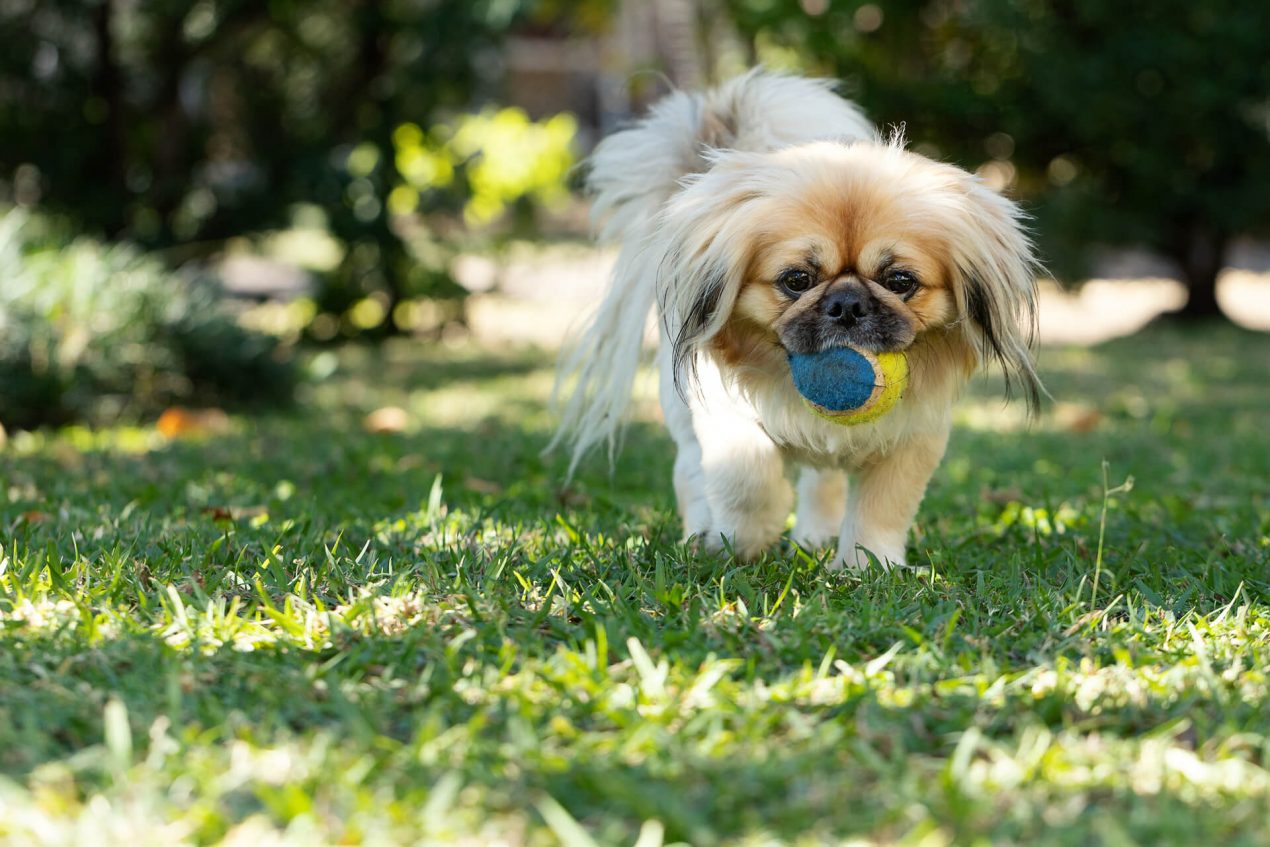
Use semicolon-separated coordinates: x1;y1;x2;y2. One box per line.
787;347;877;412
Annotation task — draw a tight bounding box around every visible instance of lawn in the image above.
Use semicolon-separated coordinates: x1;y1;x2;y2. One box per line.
1;322;1268;846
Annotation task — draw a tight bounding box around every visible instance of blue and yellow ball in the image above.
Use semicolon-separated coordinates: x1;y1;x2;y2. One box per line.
787;346;909;425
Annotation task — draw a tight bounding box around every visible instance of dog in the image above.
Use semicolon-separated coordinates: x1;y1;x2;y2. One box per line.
552;70;1041;569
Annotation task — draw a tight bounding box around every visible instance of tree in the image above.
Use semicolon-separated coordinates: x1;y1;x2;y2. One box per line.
974;0;1270;320
725;0;1270;321
0;0;592;331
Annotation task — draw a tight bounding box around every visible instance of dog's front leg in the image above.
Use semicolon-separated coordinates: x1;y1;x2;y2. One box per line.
665;350;791;560
696;414;792;559
792;467;846;550
834;432;949;570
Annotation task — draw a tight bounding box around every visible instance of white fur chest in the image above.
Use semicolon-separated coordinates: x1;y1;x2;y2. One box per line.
740;367;958;470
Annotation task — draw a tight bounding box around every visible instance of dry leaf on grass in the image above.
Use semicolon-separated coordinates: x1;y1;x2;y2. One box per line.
1053;402;1104;433
201;505;268;522
981;487;1024;504
364;406;409;433
396;454;425;471
157;407;231;438
464;477;503;495
555;487;591;508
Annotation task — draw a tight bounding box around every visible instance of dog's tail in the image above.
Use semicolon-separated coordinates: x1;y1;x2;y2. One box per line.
549;70;876;475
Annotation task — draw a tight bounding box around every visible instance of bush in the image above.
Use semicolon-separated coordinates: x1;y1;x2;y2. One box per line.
0;211;295;430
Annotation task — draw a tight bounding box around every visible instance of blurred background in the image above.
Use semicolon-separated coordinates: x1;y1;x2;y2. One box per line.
1;0;1268;432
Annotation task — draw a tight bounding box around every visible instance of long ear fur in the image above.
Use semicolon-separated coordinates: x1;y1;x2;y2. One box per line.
947;178;1045;415
656;155;772;397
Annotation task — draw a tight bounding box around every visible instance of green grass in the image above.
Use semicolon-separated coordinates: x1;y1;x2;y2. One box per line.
2;323;1268;845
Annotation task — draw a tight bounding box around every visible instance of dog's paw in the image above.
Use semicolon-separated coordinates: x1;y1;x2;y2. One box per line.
690;525;782;561
830;541;907;572
682;531;716;556
790;525;837;552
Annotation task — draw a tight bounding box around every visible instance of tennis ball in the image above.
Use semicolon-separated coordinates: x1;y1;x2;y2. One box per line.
787;346;909;425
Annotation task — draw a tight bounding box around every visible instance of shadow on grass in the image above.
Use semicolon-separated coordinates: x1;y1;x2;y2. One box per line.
2;322;1267;610
2;322;1268;844
3;598;1266;844
939;323;1269;556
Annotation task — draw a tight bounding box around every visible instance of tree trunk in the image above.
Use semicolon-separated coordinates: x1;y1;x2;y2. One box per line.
149;17;192;246
1172;226;1227;321
90;0;127;237
354;0;415;336
655;0;705;89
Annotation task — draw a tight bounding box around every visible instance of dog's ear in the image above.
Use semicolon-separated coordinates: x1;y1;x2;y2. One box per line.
657;154;768;395
948;178;1044;415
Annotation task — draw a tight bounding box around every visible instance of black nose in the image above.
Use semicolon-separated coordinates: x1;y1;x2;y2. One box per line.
820;288;870;327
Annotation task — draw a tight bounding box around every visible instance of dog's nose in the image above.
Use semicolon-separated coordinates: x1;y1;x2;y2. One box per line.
820;288;870;327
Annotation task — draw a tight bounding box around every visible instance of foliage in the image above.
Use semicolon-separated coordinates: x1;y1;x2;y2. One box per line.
2;326;1269;842
0;0;590;332
973;0;1270;317
725;0;1270;318
303;105;578;334
389;107;578;227
0;210;294;430
726;0;988;159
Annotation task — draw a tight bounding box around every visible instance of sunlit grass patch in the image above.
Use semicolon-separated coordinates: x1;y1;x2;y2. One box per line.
1;323;1269;844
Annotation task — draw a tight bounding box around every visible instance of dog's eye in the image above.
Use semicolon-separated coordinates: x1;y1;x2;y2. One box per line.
777;269;814;297
881;269;919;296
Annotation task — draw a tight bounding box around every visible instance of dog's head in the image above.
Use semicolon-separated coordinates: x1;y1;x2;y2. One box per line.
658;139;1042;412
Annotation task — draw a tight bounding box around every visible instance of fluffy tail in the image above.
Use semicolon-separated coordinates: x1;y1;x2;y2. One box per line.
549;70;876;475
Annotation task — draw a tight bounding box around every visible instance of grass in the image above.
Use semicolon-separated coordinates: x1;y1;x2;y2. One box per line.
1;321;1268;846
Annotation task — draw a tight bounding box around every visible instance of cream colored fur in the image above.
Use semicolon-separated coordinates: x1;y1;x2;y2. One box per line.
552;71;1039;569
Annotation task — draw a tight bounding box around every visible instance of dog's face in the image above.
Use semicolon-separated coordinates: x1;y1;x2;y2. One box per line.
659;140;1041;411
737;186;957;357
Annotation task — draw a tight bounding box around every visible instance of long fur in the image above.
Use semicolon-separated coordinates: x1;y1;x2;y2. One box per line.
549;70;876;474
657;138;1044;415
550;70;1042;570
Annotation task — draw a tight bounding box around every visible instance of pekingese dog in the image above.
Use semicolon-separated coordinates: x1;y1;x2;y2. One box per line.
553;70;1041;569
